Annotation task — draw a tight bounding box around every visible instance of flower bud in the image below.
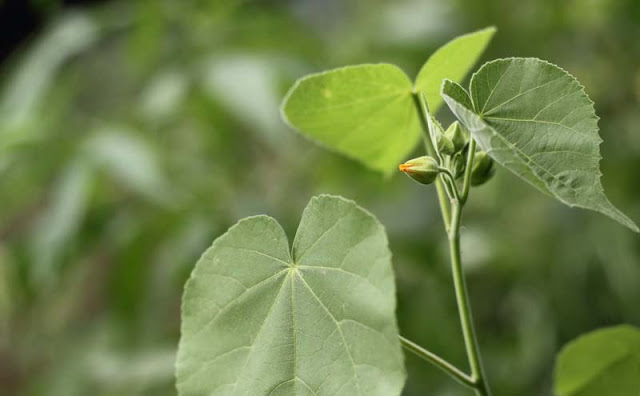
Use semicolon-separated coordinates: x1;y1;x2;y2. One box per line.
428;115;454;156
445;121;468;153
470;151;495;186
451;152;465;179
436;134;455;156
399;156;440;185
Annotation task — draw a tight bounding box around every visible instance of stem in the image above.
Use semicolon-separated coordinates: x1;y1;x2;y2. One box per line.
399;336;476;390
434;179;452;233
449;201;491;396
412;90;491;395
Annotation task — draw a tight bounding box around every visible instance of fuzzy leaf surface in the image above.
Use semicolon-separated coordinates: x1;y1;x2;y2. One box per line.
442;58;638;232
176;195;406;395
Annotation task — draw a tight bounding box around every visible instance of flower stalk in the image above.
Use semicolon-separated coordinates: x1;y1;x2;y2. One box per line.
399;91;492;396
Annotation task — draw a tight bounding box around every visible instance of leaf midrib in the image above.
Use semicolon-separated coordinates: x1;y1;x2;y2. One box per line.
481;74;565;115
462;106;603;211
231;275;291;394
296;273;364;396
225;266;373;396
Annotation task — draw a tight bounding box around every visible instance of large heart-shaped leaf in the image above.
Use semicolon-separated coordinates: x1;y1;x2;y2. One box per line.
414;26;496;114
554;325;640;396
176;195;406;395
442;58;638;232
281;64;418;174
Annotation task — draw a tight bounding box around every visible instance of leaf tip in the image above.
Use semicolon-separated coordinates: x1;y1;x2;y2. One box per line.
440;78;455;94
483;25;498;35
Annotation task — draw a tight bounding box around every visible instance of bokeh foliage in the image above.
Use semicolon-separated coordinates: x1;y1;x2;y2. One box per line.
0;0;639;395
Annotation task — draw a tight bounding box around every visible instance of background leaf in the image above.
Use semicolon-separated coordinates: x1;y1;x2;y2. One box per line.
442;58;638;232
554;325;640;396
281;64;418;174
414;27;495;114
176;195;405;396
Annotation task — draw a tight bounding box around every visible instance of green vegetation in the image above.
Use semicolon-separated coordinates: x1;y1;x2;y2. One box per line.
176;26;637;395
2;1;640;395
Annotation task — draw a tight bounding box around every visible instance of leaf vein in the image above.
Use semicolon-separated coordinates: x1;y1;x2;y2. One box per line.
297;275;364;396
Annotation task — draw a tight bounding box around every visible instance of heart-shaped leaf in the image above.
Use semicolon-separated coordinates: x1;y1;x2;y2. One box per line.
554;325;640;396
442;58;638;232
414;26;496;114
176;195;406;395
281;64;418;174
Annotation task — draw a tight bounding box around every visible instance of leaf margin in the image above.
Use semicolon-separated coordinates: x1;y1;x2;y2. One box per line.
414;26;496;114
441;57;639;232
176;194;407;395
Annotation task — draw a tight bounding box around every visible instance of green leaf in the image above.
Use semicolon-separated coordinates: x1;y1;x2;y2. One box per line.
281;64;419;174
176;195;406;395
442;58;638;232
554;325;640;396
414;27;496;114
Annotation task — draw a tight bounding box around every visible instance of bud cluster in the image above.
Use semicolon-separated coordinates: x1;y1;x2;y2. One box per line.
398;120;495;187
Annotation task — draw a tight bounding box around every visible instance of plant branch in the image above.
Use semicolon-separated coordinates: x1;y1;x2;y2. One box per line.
448;201;491;396
399;336;476;389
413;90;491;395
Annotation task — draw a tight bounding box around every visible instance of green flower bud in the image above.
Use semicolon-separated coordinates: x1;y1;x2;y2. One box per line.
470;151;495;186
445;121;468;153
436;134;455;156
451;152;466;179
428;115;454;156
399;156;440;185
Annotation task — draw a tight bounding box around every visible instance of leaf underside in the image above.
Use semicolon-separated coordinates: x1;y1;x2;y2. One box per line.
176;195;406;396
281;64;418;174
414;26;496;115
554;325;640;396
442;57;638;232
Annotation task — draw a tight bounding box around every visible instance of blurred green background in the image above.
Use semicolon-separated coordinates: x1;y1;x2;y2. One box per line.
1;0;639;395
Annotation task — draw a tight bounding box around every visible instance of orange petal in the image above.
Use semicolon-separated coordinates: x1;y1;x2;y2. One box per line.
398;163;413;172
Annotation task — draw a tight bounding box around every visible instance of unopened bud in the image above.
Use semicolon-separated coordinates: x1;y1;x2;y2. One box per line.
445;121;468;154
451;152;465;179
470;151;495;186
428;115;454;156
436;134;455;156
399;156;440;185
